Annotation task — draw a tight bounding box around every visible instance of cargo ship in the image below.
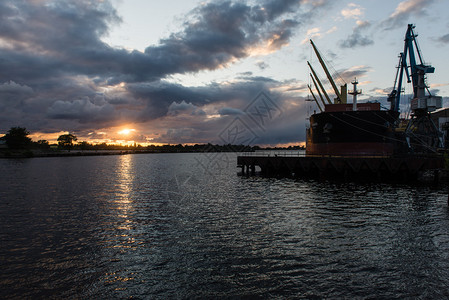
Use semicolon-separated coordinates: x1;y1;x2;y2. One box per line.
306;101;400;156
306;24;445;156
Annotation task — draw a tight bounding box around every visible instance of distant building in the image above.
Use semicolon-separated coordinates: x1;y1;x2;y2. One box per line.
431;107;449;148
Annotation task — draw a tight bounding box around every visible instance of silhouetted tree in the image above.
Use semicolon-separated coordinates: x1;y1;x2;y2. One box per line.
78;141;93;150
1;127;32;149
57;134;77;150
34;140;50;149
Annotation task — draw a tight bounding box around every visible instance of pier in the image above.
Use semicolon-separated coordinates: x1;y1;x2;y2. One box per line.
237;153;445;181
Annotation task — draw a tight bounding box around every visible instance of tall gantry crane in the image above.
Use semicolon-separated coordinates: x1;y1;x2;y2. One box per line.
388;24;443;152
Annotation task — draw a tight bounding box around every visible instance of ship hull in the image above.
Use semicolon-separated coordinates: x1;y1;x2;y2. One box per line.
306;110;400;156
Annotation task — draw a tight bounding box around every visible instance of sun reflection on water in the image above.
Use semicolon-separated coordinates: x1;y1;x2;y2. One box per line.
112;155;137;248
115;154;134;210
101;155;140;288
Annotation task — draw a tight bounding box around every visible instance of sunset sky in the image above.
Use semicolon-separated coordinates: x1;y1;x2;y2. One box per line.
1;0;448;146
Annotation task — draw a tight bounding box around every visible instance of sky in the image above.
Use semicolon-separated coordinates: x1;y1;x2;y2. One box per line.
1;0;449;146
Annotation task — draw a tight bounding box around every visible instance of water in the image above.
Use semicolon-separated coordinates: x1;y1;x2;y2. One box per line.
1;153;449;298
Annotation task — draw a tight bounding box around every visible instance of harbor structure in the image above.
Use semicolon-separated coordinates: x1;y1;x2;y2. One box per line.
237;24;447;180
237;154;444;181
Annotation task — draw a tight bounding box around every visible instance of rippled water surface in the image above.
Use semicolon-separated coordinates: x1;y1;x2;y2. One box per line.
1;153;449;298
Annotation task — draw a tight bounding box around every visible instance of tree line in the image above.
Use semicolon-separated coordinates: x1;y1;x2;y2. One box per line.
0;127;79;150
1;127;304;152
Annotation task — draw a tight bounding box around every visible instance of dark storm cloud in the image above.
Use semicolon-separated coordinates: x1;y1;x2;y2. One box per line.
0;81;33;107
155;128;197;144
0;81;33;94
126;81;216;121
123;74;310;145
139;0;300;80
127;76;275;122
0;0;307;85
151;92;309;145
2;0;302;84
167;101;206;116
338;21;373;49
47;97;116;123
218;107;245;116
0;0;330;145
0;1;120;82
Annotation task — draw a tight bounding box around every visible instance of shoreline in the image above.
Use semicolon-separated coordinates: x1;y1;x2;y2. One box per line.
0;149;256;158
0;149;141;158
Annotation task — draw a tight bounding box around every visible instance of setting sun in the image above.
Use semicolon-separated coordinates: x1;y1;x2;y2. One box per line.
118;128;135;135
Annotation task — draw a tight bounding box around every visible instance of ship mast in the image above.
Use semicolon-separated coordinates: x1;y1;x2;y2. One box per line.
348;78;361;111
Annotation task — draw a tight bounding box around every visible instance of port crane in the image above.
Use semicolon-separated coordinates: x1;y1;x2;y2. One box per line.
388;24;443;152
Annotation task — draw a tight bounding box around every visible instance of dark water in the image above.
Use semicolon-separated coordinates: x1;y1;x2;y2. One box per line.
1;153;449;298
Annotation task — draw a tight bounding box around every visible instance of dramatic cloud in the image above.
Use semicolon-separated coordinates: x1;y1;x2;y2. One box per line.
218;107;245;116
167;101;206;116
0;0;331;145
0;81;33;95
47;98;116;123
382;0;434;29
139;0;302;80
0;0;304;81
0;81;33;107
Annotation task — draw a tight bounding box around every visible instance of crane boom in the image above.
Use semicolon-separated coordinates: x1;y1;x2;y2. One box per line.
307;84;323;112
310;39;347;104
392;24;437;112
392;24;443;152
307;61;332;104
310;74;327;108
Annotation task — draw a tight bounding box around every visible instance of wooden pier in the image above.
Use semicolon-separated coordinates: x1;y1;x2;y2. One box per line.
237;154;445;181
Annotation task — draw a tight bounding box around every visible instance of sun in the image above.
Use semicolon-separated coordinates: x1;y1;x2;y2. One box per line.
118;128;135;135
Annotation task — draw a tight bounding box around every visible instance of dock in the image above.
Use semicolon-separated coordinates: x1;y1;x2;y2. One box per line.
237;153;445;181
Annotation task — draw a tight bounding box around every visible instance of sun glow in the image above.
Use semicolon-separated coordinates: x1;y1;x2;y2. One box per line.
118;128;135;135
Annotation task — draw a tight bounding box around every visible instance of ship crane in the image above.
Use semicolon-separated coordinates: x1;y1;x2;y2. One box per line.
389;24;443;152
307;83;323;112
307;61;332;105
310;40;347;104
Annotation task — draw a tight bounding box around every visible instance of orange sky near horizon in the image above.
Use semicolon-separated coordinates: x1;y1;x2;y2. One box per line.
23;128;305;147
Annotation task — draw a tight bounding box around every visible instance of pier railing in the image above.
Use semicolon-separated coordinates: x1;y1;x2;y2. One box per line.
239;150;444;159
239;150;306;157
